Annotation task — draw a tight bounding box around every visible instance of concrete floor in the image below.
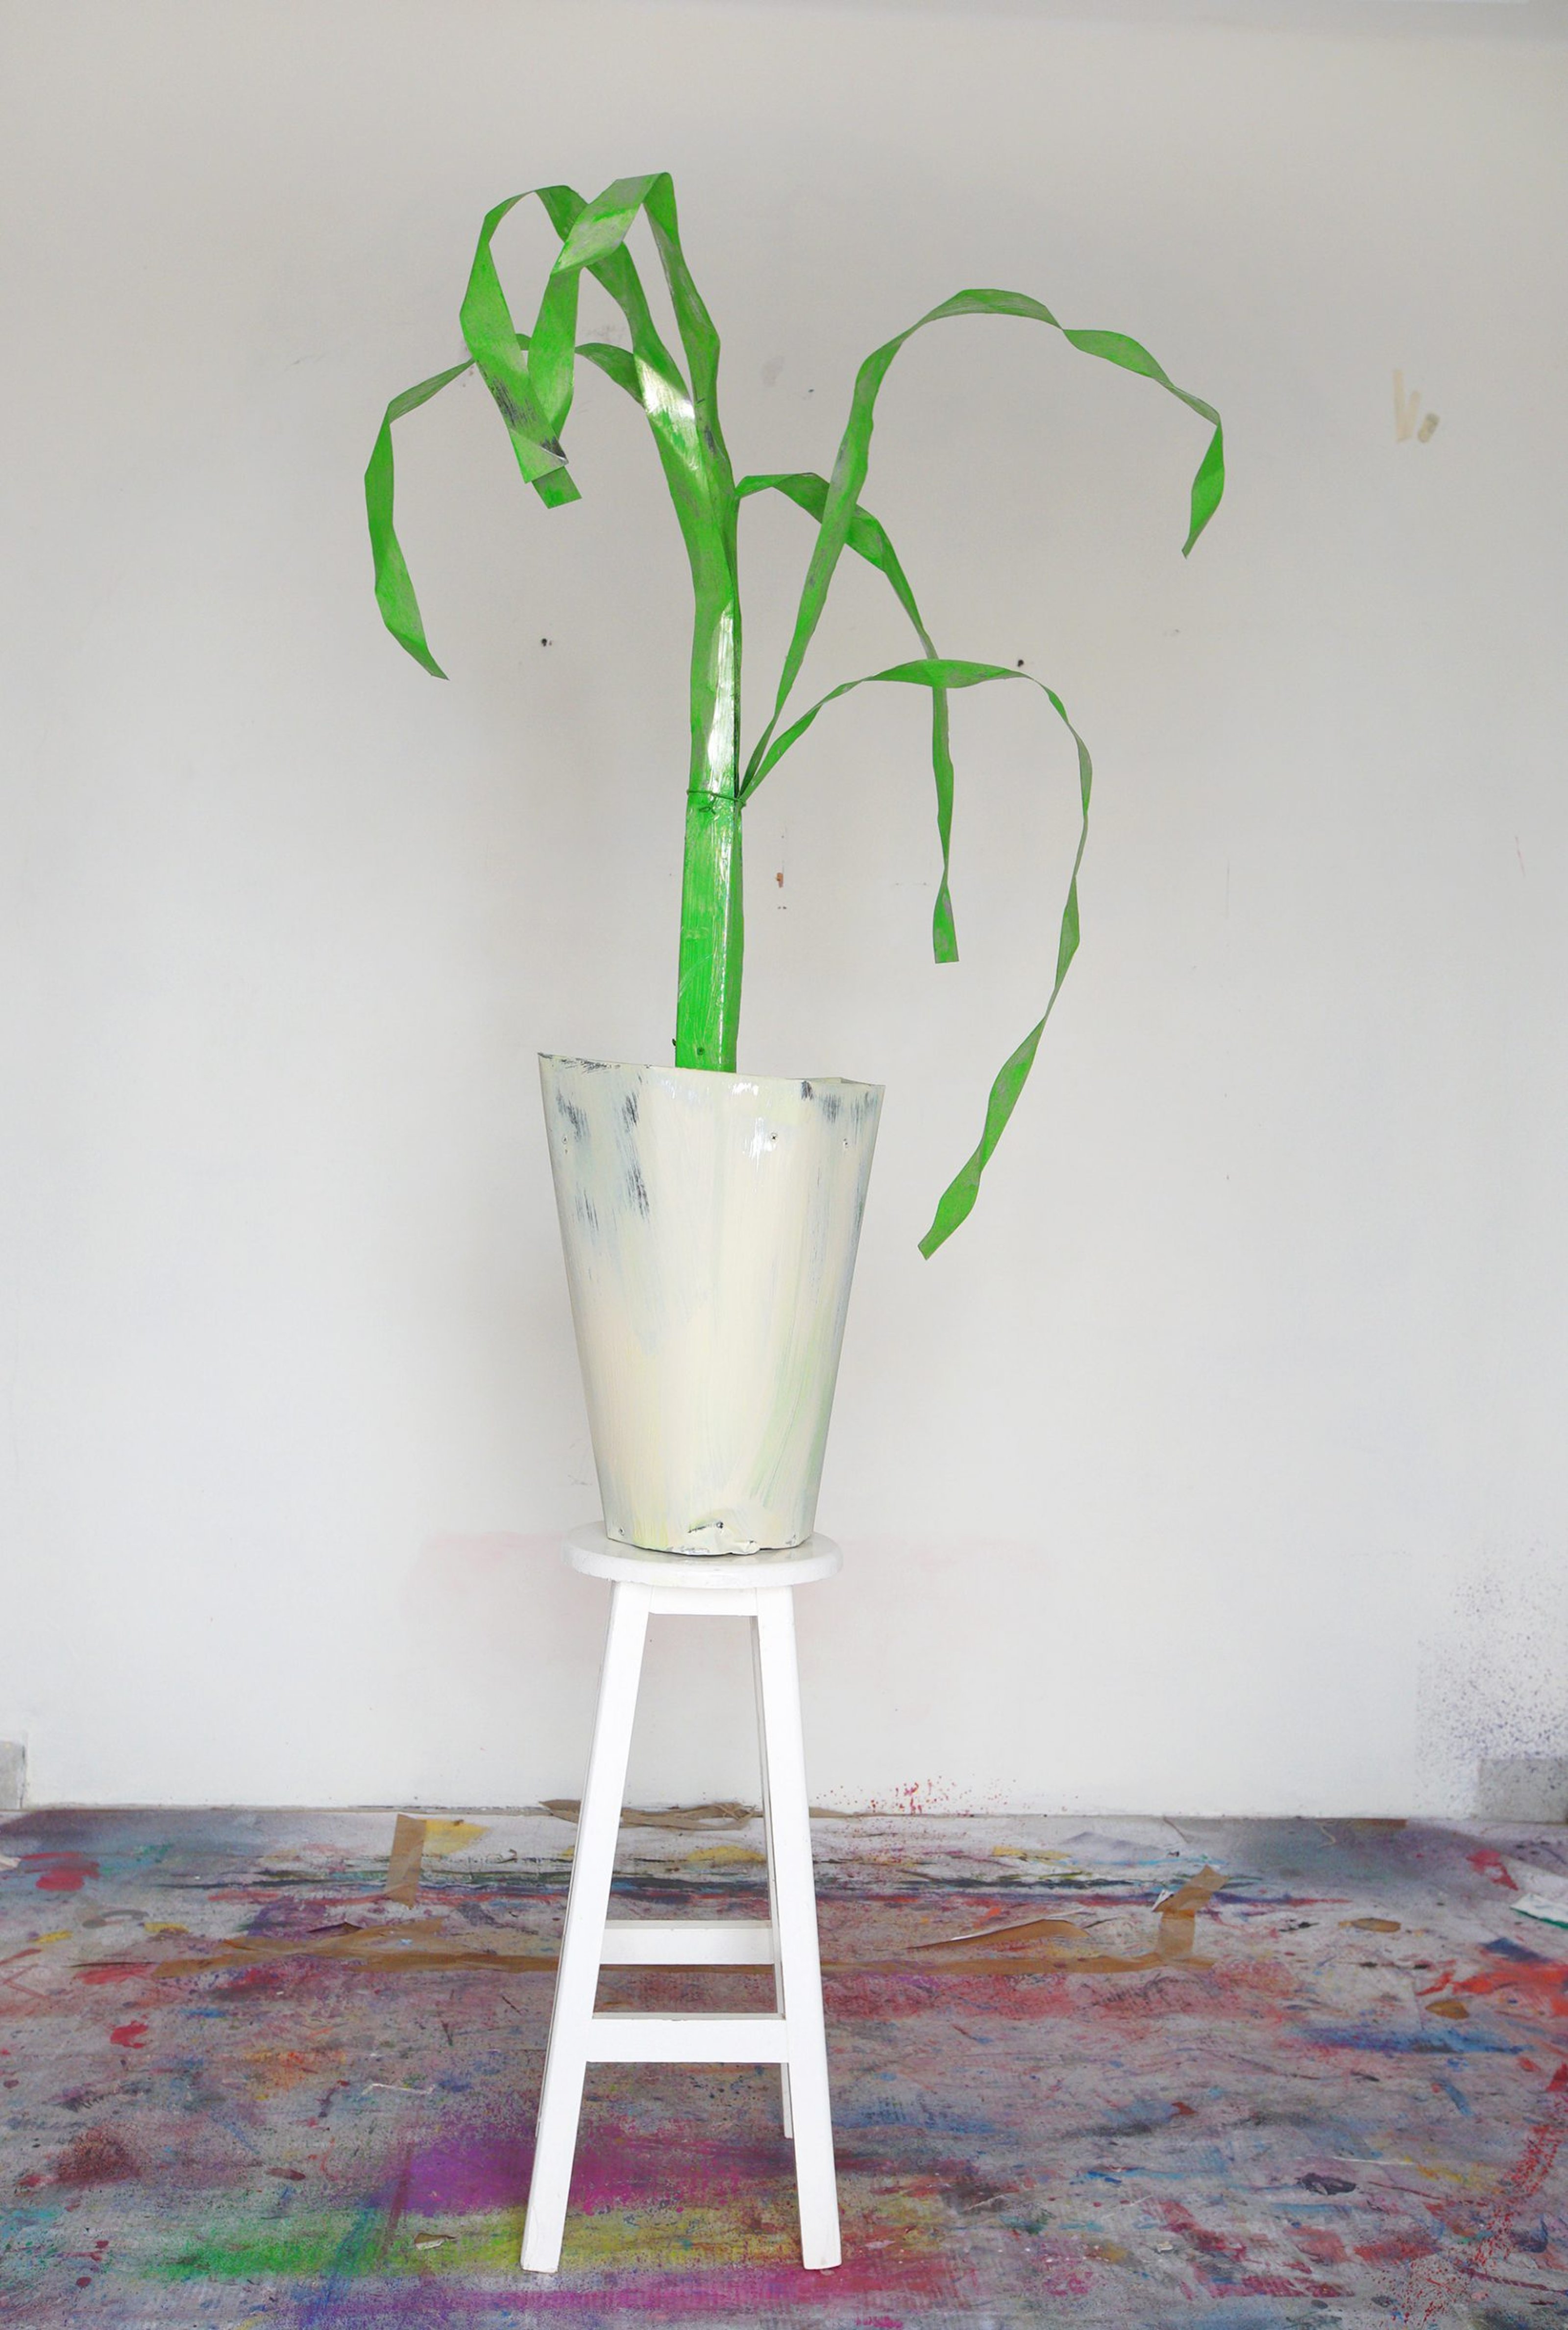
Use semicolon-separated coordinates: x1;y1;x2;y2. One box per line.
3;1807;1568;2326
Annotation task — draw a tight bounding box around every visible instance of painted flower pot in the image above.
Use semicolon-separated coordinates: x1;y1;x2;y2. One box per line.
540;1055;883;1555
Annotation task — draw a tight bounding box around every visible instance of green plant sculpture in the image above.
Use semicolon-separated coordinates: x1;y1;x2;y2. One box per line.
367;173;1224;1254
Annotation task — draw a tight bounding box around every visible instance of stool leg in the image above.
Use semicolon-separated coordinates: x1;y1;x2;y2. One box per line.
755;1586;840;2271
750;1614;793;2140
521;1581;650;2273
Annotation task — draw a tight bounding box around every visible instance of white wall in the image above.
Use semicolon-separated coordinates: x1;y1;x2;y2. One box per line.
3;0;1566;1816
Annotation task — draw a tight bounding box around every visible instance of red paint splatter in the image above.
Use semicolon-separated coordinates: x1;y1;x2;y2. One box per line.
21;1853;98;1892
1405;2060;1568;2323
1230;2273;1340;2299
109;2022;147;2049
214;1964;288;1995
1296;2230;1348;2266
1160;2200;1247;2260
1451;1956;1568;2017
55;2129;136;2187
1468;1847;1519;1892
1035;2266;1095;2298
1354;2231;1440;2263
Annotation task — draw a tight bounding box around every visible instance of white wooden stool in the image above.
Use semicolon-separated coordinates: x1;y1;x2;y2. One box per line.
521;1523;842;2275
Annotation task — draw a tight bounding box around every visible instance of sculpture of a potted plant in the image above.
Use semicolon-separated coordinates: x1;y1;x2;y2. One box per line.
366;172;1224;1556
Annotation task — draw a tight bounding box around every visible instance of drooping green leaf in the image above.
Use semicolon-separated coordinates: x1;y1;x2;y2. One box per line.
1061;328;1224;550
372;174;744;924
457;173;738;551
737;654;1091;1257
917;784;1088;1260
364;358;474;676
459;195;581;508
739;471;958;960
576;340;641;400
366;330;650;675
745;289;1223;794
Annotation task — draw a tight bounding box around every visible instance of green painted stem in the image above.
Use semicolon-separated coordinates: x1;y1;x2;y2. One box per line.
675;788;743;1071
672;468;743;1072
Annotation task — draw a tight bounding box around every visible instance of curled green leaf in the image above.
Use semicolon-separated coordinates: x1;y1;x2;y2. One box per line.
737;654;1091;1257
364;358;474;677
745;287;1224;793
738;471;957;960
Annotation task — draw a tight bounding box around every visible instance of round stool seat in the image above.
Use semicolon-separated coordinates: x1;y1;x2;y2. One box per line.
564;1523;842;1591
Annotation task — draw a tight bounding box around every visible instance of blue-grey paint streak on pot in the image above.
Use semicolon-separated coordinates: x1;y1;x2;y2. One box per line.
540;1056;882;1554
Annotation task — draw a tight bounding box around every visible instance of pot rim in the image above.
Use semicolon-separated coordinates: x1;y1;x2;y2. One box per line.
539;1053;884;1102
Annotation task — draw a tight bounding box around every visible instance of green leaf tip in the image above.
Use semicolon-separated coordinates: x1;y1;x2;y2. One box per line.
364;358;475;678
735;650;1094;1260
739;280;1215;1251
1182;421;1226;556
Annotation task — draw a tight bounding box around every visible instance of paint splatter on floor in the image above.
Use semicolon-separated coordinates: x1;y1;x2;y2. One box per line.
4;1809;1568;2325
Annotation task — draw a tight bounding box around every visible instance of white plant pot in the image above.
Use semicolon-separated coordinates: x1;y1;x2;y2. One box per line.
540;1055;883;1555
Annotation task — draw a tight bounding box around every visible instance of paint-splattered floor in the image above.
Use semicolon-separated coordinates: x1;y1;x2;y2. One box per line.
4;1809;1568;2327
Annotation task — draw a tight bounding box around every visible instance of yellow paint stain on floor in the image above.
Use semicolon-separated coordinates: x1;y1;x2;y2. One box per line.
422;1821;490;1856
551;2192;950;2273
240;2037;348;2095
904;1867;1227;1973
136;1922;557;1977
687;1844;767;1865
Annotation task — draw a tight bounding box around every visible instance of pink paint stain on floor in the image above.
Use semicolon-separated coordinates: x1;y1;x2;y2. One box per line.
406;2133;534;2216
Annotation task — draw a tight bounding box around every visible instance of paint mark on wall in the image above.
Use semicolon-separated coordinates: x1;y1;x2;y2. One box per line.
1394;370;1440;444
